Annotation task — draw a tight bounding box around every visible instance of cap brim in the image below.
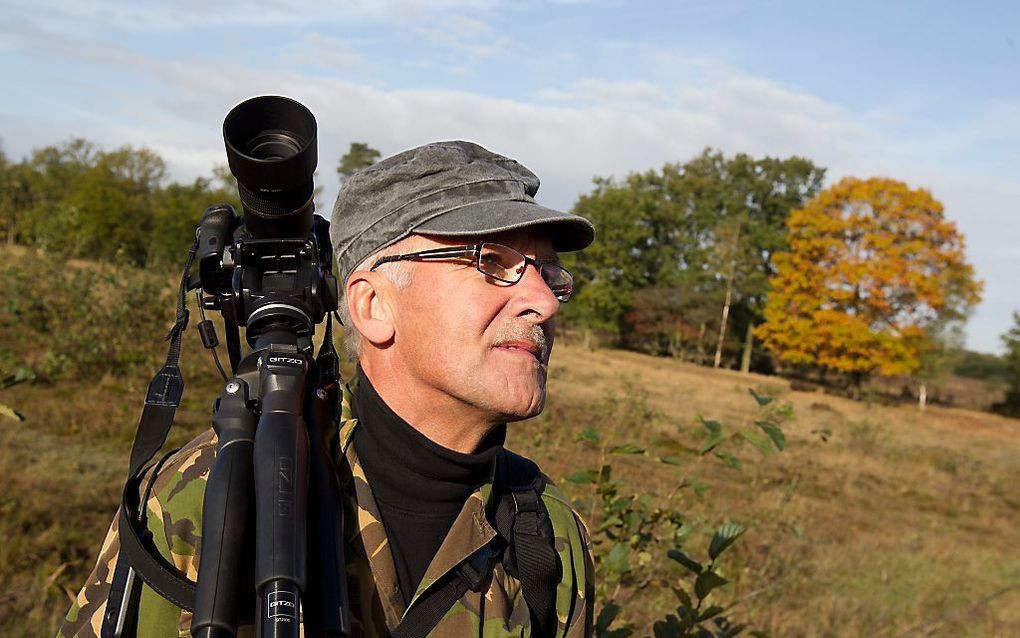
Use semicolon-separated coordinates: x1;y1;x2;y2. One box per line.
413;200;595;252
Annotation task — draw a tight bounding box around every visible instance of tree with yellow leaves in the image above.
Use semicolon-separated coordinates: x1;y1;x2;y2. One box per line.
756;177;981;388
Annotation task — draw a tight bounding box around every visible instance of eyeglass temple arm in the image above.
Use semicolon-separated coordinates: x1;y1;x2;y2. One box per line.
370;246;479;270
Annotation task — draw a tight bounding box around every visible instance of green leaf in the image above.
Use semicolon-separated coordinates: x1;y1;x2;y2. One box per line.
748;388;774;406
691;481;708;498
699;417;725;455
708;522;745;560
674;524;695;545
698;605;724;622
595;603;621;633
565;469;598;484
599;463;613;484
610;443;645;455
604;542;631;574
714;451;742;469
666;549;702;574
740;429;773;456
755;420;786;451
694;570;729;600
774;403;794;419
653;615;683;638
658;455;683;466
700;416;723;436
575;427;601;444
596;516;623;533
607;496;630;513
671;586;694;610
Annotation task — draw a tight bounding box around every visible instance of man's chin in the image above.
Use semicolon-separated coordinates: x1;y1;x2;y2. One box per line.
497;392;546;422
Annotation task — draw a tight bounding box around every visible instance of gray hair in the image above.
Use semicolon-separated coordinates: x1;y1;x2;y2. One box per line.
337;236;419;361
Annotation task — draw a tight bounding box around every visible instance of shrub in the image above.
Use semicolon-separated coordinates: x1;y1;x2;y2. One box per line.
0;252;174;382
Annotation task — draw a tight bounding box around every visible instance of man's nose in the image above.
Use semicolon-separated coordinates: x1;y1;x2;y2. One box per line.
512;261;560;320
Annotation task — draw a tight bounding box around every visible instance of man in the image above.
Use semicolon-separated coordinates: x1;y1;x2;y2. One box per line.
59;141;596;637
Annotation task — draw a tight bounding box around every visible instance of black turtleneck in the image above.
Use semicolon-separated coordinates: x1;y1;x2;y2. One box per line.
352;370;506;606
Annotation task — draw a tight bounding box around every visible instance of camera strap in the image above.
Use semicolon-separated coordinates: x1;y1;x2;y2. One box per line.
103;242;199;636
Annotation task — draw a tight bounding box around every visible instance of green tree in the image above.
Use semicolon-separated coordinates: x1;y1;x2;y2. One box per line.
563;149;825;365
993;311;1020;417
148;177;240;267
915;321;965;411
336;142;381;183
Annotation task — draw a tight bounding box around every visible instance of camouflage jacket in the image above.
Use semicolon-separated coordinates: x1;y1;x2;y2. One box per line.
59;383;595;637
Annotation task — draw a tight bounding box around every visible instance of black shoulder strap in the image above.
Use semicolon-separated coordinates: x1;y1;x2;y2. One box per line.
390;449;561;638
104;243;202;636
492;450;561;638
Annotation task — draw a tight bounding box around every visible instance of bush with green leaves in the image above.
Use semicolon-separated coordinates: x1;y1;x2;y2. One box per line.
0;254;173;382
565;388;791;637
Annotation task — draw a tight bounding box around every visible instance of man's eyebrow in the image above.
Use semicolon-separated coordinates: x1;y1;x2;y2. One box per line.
539;253;561;265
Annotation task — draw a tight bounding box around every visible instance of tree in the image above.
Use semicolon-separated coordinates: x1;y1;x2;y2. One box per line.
562;149;824;363
757;177;982;390
992;312;1020;417
914;321;965;411
148;177;241;267
336;142;380;183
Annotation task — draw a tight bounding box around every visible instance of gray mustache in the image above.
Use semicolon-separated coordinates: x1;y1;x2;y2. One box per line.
494;324;549;361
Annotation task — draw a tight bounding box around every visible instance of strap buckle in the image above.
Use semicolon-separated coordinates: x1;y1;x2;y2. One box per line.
458;545;495;592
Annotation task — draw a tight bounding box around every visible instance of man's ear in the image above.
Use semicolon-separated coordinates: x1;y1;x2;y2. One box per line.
345;272;397;348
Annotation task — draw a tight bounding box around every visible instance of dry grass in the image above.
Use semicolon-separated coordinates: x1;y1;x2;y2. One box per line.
2;339;1018;636
512;345;1020;637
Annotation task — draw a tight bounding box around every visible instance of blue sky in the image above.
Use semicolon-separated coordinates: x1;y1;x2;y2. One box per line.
1;0;1017;353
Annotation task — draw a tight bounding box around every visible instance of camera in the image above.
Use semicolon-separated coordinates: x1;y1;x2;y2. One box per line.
195;95;337;346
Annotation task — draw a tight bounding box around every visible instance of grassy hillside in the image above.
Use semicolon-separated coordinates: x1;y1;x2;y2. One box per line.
1;249;1018;636
527;347;1020;636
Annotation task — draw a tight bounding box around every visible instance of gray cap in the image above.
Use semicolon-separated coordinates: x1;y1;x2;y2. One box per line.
329;140;595;284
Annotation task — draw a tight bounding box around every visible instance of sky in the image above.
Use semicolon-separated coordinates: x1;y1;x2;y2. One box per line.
1;0;1017;353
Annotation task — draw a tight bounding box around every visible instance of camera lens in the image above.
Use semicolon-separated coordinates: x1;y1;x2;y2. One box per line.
223;96;318;239
244;132;304;161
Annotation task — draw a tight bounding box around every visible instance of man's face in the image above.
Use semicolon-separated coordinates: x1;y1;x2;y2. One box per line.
388;230;561;423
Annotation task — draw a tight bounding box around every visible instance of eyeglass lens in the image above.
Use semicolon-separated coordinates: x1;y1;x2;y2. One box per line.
478;243;573;301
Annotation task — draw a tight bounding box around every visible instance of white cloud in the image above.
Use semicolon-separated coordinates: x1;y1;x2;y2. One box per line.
2;17;1016;352
5;0;501;33
282;33;364;70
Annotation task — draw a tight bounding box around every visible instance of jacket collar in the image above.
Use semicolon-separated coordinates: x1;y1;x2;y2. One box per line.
336;380;499;623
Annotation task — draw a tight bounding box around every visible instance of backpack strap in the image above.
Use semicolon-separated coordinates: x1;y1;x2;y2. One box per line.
492;450;562;638
390;544;498;638
389;449;561;638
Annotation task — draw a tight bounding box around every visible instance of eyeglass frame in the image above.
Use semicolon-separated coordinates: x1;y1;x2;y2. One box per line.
369;242;574;302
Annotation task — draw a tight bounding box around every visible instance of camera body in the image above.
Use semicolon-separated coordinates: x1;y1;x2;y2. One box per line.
194;96;338;348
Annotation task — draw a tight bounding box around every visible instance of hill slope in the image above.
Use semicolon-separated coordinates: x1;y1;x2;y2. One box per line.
1;342;1018;636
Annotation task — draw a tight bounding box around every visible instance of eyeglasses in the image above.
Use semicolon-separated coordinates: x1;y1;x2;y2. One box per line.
370;242;574;302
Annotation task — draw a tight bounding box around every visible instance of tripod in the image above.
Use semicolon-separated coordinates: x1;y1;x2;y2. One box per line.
190;328;351;638
103;95;350;637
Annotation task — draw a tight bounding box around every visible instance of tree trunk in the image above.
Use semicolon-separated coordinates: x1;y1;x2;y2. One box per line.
740;321;754;374
918;382;927;412
713;272;734;369
696;322;706;366
714;223;741;370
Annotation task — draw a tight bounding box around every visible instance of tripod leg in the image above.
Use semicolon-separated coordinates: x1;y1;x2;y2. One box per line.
304;383;351;637
192;379;257;638
254;352;310;638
